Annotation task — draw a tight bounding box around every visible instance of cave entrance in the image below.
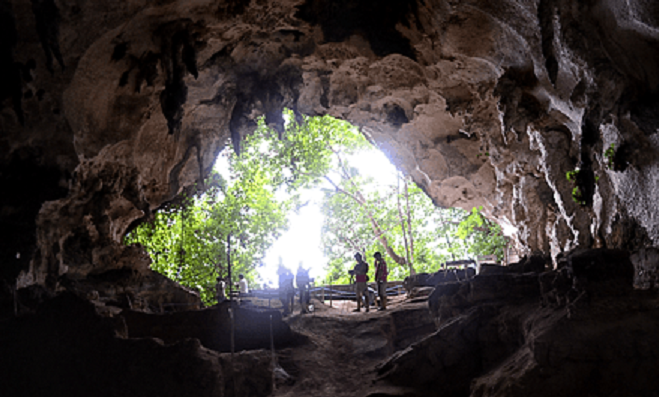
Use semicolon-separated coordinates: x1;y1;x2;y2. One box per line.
125;111;508;306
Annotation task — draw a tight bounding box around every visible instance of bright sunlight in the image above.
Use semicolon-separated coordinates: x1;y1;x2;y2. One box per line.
125;111;508;305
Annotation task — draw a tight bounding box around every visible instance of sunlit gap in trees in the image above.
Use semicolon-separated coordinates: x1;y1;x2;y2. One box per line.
124;110;509;306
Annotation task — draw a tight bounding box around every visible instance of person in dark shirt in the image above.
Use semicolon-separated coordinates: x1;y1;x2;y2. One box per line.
277;265;295;316
374;252;388;310
296;264;311;314
350;253;369;312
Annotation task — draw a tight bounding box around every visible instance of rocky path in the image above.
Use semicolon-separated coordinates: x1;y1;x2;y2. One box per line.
271;297;433;397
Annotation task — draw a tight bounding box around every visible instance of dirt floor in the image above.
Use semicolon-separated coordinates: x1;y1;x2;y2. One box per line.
270;294;426;397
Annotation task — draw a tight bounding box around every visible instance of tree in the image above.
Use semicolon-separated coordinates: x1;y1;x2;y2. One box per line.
455;206;508;262
126;109;509;303
125;110;363;304
125;166;291;304
320;162;451;281
396;173;416;274
321;171;509;281
320;149;415;270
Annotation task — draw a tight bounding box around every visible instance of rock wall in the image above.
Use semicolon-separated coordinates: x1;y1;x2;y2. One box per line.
121;302;296;352
0;293;274;397
1;0;659;291
378;249;659;397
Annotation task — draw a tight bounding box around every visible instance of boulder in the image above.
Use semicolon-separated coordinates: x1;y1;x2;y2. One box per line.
0;293;272;397
380;249;659;397
121;301;296;353
559;248;634;297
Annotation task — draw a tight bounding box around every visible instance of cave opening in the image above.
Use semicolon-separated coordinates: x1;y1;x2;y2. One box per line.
3;0;659;394
124;111;509;307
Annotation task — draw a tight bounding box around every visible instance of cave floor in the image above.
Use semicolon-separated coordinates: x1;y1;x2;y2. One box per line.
272;295;423;397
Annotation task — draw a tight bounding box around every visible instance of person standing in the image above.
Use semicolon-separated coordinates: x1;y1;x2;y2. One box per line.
350;253;369;312
374;252;388;310
238;274;249;294
277;265;295;316
296;264;311;314
216;276;226;303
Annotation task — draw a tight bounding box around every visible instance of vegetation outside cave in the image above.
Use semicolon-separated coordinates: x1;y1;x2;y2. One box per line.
124;110;507;305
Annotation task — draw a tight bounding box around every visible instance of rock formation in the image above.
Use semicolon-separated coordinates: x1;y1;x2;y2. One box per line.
1;0;658;290
2;0;659;395
1;293;277;397
378;249;659;397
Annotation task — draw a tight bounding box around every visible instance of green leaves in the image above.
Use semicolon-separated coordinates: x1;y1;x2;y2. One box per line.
320;168;458;280
454;206;508;262
125;110;368;305
455;207;484;240
604;143;615;170
566;169;579;182
126;109;510;303
565;168;586;205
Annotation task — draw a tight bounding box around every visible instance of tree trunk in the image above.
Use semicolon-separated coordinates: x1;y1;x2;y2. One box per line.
324;172;408;267
403;176;416;275
362;199;407;266
396;174;413;275
439;210;456;264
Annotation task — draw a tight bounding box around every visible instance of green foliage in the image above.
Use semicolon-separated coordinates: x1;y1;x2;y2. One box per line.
127;109;512;301
565;168;586;205
251;110;366;192
455;207;483;240
320;179;441;281
320;165;508;281
455;206;508;262
566;169;579;182
604;143;615;169
125;110;356;305
571;186;585;205
431;207;473;265
126;174;289;305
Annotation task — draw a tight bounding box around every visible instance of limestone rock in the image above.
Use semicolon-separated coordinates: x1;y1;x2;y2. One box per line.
1;0;658;295
0;293;238;397
403;267;476;293
2;1;659;395
630;247;659;289
121;302;296;352
471;300;659;397
559;248;635;297
380;249;659;397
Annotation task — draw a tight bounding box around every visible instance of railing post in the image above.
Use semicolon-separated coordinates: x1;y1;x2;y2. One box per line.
227;233;232;302
229;305;235;354
13;280;18;316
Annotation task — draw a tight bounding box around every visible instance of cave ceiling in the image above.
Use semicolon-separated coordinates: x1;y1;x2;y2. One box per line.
1;0;659;288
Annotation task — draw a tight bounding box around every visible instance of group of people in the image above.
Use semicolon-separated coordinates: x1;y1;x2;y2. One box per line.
215;273;249;303
214;252;388;315
277;252;389;315
350;251;388;312
278;264;312;316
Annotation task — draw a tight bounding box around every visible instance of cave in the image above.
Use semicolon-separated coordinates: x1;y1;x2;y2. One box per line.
2;0;659;396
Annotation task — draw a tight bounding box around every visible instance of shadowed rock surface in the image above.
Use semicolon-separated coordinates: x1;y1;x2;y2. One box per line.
2;0;659;292
0;293;274;397
2;0;659;395
378;249;659;397
121;301;296;352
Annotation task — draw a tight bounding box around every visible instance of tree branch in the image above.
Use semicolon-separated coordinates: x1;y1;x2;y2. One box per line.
324;156;408;266
404;176;416;275
397;173;412;273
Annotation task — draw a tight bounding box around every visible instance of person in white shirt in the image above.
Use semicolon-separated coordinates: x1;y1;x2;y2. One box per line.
216;276;226;303
238;274;249;294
